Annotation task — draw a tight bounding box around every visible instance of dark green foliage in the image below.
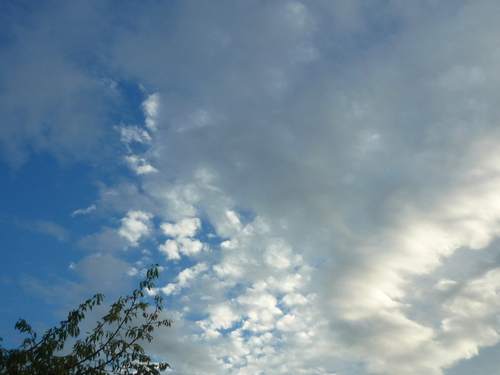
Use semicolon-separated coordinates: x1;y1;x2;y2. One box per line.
0;265;171;375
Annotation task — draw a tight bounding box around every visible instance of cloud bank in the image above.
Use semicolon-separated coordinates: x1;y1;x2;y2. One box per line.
3;1;500;374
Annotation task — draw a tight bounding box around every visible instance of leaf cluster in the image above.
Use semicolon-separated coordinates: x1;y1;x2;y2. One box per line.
0;265;171;375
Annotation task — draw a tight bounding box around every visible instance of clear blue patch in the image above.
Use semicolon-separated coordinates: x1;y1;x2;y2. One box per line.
0;154;114;347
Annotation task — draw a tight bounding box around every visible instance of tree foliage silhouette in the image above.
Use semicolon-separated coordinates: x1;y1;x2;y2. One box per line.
0;265;171;375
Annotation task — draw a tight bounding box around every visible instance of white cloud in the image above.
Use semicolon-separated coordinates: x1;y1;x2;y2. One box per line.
161;218;201;238
71;204;96;217
264;238;292;269
238;289;282;332
177;237;203;256
158;237;204;260
118;125;152;145
118;210;153;247
125;155;157;175
158;239;180;260
161;262;208;296
276;314;304;332
199;303;239;335
282;292;309;306
159;218;203;260
142;93;160;130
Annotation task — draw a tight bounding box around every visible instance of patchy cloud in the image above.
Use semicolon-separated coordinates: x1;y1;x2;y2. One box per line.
142;93;160;131
118;126;152;147
70;204;96;217
0;215;70;242
118;210;153;247
125;155;158;175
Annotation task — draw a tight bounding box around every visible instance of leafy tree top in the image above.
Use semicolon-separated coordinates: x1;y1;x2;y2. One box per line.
0;265;171;375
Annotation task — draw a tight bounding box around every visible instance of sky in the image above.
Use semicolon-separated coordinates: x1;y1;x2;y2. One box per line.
2;0;500;374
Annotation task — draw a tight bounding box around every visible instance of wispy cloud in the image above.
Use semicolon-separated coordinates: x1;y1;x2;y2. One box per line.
70;204;96;217
0;214;70;242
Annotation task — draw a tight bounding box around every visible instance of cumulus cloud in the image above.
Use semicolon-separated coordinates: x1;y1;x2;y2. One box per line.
161;218;201;238
204;303;239;331
118;210;153;247
159;218;204;260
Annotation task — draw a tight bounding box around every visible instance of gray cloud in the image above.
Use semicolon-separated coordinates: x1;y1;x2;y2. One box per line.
0;0;126;167
0;214;70;242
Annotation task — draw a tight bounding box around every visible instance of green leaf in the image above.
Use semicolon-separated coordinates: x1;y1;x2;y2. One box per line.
0;265;170;375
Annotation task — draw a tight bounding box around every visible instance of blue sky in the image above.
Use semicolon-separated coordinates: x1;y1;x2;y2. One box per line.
3;1;500;374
